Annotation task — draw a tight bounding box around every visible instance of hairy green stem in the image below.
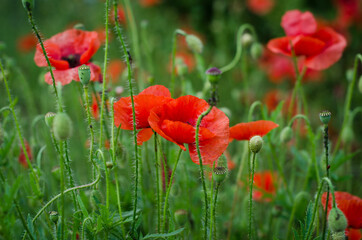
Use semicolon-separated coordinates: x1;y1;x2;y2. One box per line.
288;65;307;120
154;133;161;232
15;200;36;240
170;29;186;96
212;183;220;240
59;141;66;240
209;162;216;240
248;152;257;239
322;124;330;240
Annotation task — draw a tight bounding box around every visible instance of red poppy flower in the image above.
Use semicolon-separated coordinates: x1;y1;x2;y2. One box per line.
18;141;32;168
34;29;102;85
253;171;277;202
321;191;362;229
247;0;274;15
17;33;37;53
169;52;195;75
114;85;172;145
334;0;361;29
139;0;161;7
229;120;279;141
107;59;124;83
148;95;229;165
346;228;362;240
267;10;347;70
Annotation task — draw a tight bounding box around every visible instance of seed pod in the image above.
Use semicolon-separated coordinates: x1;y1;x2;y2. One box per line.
45;112;56;128
319;110;331;125
206;67;222;85
53;113;73;141
280;126;293;143
49;211;59;224
249;135;263;153
250;43;263;60
106;161;113;169
78;64;91;86
328;207;348;233
185;34;203;53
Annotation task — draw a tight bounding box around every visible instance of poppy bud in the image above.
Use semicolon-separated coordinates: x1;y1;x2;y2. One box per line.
73;23;86;30
345;69;354;82
45;112;56;128
249;135;263;153
280;126;293;143
49;211;59;224
175;58;188;76
185;34;203;53
106;161;113;169
174;209;188;226
319;110;331;125
206;67;222;85
241;33;253;47
78;64;91;86
328;207;348;233
53;113;73;141
22;0;34;11
250;43;263;60
331;232;346;240
341;126;354;143
358;75;362;94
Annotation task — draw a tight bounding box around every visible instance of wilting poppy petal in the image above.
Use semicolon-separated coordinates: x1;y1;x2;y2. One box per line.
229;120;279;141
137;128;154;145
281;10;317;36
252;171;277;202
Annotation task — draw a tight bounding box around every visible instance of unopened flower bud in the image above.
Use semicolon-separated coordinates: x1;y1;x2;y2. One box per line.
346;69;354;82
175;58;188;76
185;34;203;53
106;161;113;169
328;207;348;233
22;0;34;11
341;126;354;143
174;209;188;226
241;33;253;47
331;231;346;240
249;135;263;153
53;113;73;141
206;67;222;85
319;110;331;125
358;75;362;94
73;23;86;30
49;211;59;224
78;64;91;86
250;43;263;60
280;126;293;143
45;112;56;128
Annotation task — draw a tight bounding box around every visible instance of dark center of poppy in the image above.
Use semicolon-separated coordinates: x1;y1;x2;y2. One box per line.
62;54;81;68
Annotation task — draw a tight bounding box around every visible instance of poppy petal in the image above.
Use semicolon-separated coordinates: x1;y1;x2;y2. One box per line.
229;120;279;141
267;37;293;56
34;42;70;69
281;10;317;36
139;85;171;97
137;128;154;145
292;35;325;57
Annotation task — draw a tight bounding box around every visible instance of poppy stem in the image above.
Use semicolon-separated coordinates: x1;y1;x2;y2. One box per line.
212;182;221;240
288;64;307;121
322;124;330;240
195;105;213;240
14;200;36;240
58;140;66;240
170;29;187;97
209;162;216;240
154;133;161;232
161;149;183;232
248;152;257;240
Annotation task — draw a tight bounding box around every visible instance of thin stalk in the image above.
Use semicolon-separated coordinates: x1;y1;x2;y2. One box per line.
209;162;216;240
322;124;330;240
154;133;161;232
170;29;186;96
81;217;92;240
248;152;257;239
63;141;78;210
59;141;66;240
288;66;307;120
195;105;213;240
15;200;36;240
212;183;221;240
97;149;110;209
161;149;183;232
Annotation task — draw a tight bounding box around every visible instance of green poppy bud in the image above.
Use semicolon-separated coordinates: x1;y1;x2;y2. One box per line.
358;75;362;94
319;110;331;125
73;23;86;30
45;112;56;129
328;207;348;233
53;113;73;141
249;135;263;153
280;126;293;143
175;57;188;76
49;211;59;224
341;126;354;143
106;161;113;169
206;67;222;85
345;69;354;82
22;0;34;11
241;33;253;47
250;43;263;60
78;64;91;86
185;34;203;53
174;209;188;226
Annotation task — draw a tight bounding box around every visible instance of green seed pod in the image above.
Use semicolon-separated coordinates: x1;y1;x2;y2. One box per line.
45;112;56;129
49;211;59;224
106;161;113;169
185;34;203;53
249;135;263;153
206;67;222;85
341;126;354;143
250;43;263;60
22;0;34;11
213;166;228;183
328;207;348;233
53;113;73;141
241;33;253;47
319;110;331;125
280;126;293;143
331;231;346;240
78;64;91;86
358;75;362;94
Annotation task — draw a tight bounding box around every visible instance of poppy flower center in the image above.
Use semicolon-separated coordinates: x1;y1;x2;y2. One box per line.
61;54;81;68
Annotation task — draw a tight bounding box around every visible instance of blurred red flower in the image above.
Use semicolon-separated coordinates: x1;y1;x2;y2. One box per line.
139;0;161;7
169;52;195;75
17;33;37;53
107;59;125;83
267;10;347;70
34;29;102;85
247;0;274;15
110;6;127;25
18;141;32;168
321;191;362;229
334;0;361;29
114;85;172;145
229;120;278;141
148;95;229;165
346;228;362;240
253;171;277;202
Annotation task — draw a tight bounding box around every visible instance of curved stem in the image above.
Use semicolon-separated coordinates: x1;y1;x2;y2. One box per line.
81;217;92;240
247;101;262;121
248;152;257;239
170;29;186;96
161;149;183;232
195;105;213;239
286;192;309;238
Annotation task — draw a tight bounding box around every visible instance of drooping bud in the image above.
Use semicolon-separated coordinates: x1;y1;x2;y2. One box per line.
185;34;203;53
106;161;113;169
250;43;263;60
78;64;91;86
22;0;34;11
319;110;331;125
358;75;362;94
280;126;293;143
49;211;59;224
175;57;188;76
241;33;253;47
45;112;56;128
206;67;222;85
53;113;73;141
249;135;263;153
328;207;348;233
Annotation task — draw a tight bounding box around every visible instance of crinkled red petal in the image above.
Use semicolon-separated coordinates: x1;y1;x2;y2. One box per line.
229;120;279;141
137;128;154;145
281;10;317;36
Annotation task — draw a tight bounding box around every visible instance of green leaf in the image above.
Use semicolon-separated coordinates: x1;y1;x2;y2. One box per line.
77;195;89;218
142;228;185;239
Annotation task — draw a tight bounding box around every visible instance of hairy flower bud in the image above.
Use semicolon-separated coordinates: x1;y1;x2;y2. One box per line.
250;43;263;60
45;112;56;128
241;33;253;47
78;64;91;86
328;207;348;233
106;161;113;169
280;126;293;143
319;110;331;125
53;113;73;141
186;34;203;53
22;0;34;11
249;135;263;153
49;211;59;224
